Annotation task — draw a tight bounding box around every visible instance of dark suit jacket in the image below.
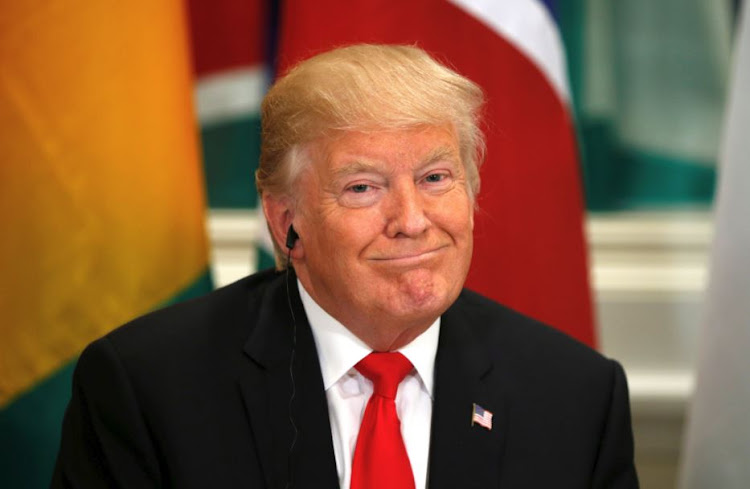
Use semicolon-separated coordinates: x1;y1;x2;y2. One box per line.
52;268;638;488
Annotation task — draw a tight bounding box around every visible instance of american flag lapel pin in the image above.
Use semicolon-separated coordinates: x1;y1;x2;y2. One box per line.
471;403;493;431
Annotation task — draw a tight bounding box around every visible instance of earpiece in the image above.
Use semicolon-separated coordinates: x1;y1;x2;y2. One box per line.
285;225;299;250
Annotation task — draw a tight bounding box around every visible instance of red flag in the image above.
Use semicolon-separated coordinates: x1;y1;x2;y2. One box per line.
186;0;265;76
278;0;596;346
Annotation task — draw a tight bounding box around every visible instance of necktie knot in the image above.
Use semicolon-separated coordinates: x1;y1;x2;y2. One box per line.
355;352;413;399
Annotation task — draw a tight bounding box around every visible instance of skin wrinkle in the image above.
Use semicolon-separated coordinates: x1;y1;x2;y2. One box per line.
284;125;477;206
328;145;459;181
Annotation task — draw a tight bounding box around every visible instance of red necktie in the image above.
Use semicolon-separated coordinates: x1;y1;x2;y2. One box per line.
351;352;416;489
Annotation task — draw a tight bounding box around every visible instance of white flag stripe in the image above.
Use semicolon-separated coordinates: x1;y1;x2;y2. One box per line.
449;0;570;102
679;3;750;488
195;66;268;126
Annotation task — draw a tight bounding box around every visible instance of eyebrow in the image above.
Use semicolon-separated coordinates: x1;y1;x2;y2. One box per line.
421;146;461;168
331;145;461;179
331;160;383;178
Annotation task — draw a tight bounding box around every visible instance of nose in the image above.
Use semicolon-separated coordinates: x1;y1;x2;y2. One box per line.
385;181;429;238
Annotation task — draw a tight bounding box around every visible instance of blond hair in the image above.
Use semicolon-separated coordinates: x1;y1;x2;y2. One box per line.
256;44;485;266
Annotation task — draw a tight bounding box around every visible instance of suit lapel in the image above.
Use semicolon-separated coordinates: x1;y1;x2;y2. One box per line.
238;270;338;489
427;295;508;489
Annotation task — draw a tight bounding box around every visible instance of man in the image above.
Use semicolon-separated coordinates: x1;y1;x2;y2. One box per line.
53;44;638;488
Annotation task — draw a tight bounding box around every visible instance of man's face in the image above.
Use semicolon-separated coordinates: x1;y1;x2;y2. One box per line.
291;125;474;350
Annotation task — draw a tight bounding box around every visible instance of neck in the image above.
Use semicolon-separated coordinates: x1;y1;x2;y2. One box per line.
352;322;432;352
295;272;437;351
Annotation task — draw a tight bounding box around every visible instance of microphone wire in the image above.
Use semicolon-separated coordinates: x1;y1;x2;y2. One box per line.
284;251;298;489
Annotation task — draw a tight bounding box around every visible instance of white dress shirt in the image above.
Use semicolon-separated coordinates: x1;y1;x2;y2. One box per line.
298;280;439;489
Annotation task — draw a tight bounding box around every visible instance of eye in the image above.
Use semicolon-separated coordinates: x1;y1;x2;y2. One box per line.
419;170;455;194
424;173;446;183
340;182;381;208
348;183;371;193
422;171;452;186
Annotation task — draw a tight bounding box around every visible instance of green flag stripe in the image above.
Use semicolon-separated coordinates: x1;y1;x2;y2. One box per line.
582;119;715;210
0;269;213;489
201;116;262;209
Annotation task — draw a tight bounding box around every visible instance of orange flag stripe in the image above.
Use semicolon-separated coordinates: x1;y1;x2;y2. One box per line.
0;1;209;405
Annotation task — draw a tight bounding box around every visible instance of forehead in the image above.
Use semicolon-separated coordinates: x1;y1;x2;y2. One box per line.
313;126;462;173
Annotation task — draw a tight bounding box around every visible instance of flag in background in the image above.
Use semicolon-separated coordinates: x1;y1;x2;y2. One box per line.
679;3;750;487
572;0;730;210
186;0;277;272
0;1;211;487
277;0;596;346
188;0;268;210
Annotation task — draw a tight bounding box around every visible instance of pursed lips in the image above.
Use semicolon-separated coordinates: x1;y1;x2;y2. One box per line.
368;245;450;264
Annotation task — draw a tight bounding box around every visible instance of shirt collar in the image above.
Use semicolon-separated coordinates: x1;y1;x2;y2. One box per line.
298;279;440;398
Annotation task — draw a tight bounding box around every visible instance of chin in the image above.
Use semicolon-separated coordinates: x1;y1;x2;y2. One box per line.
387;273;459;319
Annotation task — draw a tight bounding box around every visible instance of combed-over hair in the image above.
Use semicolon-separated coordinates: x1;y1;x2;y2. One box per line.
256;44;486;267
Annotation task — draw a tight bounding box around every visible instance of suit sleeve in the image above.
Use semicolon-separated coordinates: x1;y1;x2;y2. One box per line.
51;337;162;488
591;360;639;489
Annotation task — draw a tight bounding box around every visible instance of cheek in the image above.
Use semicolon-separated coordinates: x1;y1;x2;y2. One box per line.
313;214;374;259
441;200;474;239
331;208;384;239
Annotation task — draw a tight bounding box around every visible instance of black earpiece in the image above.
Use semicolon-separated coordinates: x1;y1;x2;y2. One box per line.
285;225;299;250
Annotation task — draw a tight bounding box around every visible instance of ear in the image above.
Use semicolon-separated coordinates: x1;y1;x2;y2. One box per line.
262;193;304;259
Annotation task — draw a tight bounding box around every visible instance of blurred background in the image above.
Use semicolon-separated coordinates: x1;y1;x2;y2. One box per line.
2;0;748;487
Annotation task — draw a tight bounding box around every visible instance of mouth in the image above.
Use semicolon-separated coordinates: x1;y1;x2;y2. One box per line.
370;246;448;266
